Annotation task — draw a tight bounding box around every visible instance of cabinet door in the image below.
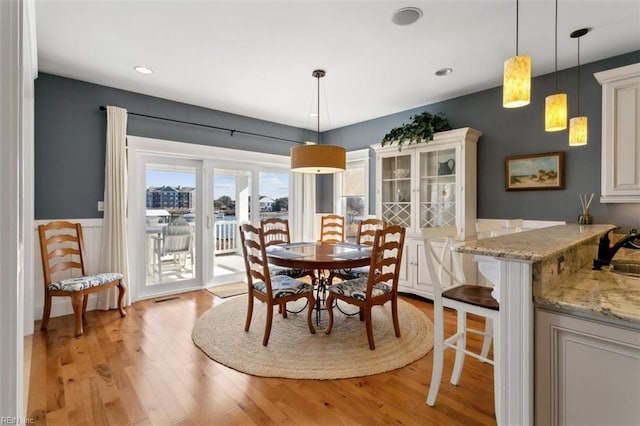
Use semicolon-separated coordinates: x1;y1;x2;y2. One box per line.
596;63;640;202
379;153;413;229
417;145;457;229
414;240;435;297
536;309;640;426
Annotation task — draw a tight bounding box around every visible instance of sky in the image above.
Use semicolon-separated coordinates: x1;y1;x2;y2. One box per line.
147;170;289;199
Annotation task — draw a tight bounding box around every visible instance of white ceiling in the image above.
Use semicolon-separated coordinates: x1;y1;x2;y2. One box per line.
35;0;640;131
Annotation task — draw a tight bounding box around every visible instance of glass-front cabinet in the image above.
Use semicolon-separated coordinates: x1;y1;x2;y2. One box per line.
380;153;412;228
419;147;457;229
373;127;481;299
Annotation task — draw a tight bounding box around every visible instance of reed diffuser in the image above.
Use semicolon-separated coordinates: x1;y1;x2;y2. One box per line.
578;193;594;224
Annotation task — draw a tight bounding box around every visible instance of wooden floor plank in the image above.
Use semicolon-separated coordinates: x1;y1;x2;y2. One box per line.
28;289;496;425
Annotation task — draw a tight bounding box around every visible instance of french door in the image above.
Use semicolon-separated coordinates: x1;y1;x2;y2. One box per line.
136;155;205;299
127;136;293;301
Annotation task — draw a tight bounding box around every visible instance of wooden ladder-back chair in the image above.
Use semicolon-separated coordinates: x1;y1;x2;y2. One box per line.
320;214;345;243
38;221;126;336
260;217;315;282
329;217;385;284
325;225;406;350
239;223;316;346
422;225;500;421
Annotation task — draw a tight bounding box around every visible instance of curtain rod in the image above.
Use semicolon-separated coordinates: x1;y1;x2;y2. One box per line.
98;105;304;145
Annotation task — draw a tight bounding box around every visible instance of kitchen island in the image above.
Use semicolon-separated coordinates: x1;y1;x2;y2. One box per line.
453;223;639;425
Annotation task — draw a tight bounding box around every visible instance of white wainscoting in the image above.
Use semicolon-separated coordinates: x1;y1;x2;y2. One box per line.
32;219;104;321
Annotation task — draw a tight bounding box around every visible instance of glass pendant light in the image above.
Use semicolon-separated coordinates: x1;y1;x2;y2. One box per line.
545;0;567;132
569;28;589;146
503;0;531;108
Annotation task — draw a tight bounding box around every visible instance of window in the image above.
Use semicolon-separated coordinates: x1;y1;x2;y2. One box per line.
335;150;370;241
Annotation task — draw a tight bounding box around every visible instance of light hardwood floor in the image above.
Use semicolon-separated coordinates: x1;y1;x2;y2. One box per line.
27;291;496;425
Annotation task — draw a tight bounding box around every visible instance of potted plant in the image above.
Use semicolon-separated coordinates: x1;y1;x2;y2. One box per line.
381;111;452;149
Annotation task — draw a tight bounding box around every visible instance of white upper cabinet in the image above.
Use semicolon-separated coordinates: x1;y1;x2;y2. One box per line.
371;127;481;299
372;127;481;238
595;63;640;203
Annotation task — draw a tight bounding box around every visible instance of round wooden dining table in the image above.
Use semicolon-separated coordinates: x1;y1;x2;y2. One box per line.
266;241;372;324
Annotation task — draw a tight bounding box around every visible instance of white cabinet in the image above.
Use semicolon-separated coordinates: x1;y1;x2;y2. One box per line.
372;127;481;298
595;63;640;203
535;309;640;426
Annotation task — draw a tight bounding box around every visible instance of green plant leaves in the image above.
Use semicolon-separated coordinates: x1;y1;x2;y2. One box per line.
381;112;452;148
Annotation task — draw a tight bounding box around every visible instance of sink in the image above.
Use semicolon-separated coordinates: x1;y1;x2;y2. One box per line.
611;263;640;277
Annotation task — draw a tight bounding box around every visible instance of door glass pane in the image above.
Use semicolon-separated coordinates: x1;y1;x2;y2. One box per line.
381;155;411;227
259;172;289;222
420;148;456;227
213;172;247;280
145;165;196;285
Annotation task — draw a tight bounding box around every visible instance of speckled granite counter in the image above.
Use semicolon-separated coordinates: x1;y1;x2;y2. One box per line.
456;223;616;261
455;223;640;328
535;264;640;328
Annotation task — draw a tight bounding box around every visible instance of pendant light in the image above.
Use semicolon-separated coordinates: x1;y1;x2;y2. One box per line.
545;0;567;132
569;28;589;146
291;69;346;174
503;0;531;108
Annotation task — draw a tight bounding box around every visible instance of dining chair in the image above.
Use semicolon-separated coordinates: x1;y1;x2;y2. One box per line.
152;217;193;278
320;214;345;243
38;221;127;336
475;221;501;239
239;223;316;346
260;217;315;282
422;225;499;421
328;217;385;284
325;225;406;350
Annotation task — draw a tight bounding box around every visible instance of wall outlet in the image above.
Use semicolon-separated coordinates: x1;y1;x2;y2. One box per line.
97;201;104;212
557;255;565;274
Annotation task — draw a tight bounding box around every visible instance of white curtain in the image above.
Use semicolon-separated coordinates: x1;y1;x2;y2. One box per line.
97;106;131;309
291;172;316;242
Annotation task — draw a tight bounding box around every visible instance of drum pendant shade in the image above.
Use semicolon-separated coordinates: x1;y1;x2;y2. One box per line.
291;144;346;174
291;69;346;174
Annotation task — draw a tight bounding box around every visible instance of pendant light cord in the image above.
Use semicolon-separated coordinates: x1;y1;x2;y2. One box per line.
554;0;558;91
515;0;519;56
316;72;321;143
577;36;581;115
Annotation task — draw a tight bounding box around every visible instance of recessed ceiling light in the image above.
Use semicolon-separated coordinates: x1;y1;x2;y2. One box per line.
435;68;453;76
391;7;423;26
134;65;153;75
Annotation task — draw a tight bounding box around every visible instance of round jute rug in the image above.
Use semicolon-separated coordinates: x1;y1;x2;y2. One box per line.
192;296;433;380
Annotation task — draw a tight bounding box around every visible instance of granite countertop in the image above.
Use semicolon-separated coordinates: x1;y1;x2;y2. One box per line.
455;224;616;261
455;223;640;328
534;263;640;328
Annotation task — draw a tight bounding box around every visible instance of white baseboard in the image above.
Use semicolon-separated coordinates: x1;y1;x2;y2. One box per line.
33;293;100;321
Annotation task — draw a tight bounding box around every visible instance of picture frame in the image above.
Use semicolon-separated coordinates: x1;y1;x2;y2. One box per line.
505;151;564;191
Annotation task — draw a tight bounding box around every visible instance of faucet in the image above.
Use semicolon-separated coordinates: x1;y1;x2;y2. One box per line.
593;228;640;270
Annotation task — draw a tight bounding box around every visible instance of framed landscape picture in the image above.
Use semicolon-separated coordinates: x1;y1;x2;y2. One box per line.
505;151;564;190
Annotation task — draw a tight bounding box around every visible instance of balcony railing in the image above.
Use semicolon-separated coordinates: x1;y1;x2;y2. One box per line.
215;220;239;254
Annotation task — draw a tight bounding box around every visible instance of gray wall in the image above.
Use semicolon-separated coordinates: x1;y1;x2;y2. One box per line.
34;73;315;219
35;51;640;228
322;51;640;229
